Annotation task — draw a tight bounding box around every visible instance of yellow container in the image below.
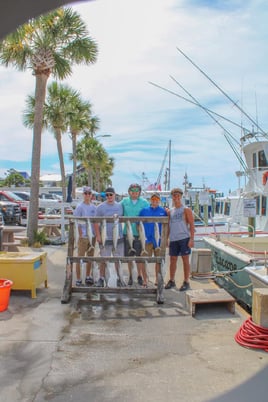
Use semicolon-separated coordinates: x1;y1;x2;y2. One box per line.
0;251;47;298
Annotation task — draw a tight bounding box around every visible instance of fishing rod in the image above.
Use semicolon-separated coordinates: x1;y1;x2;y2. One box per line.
169;75;248;173
148;80;249;136
176;47;267;135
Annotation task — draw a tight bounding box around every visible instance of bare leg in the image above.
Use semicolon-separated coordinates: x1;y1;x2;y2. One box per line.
169;256;178;281
181;255;190;283
140;263;148;285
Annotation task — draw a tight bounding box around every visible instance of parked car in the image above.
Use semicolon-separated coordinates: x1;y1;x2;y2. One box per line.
13;191;31;201
0;190;28;219
0;200;21;225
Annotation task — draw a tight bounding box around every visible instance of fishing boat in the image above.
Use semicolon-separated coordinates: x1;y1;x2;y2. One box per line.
203;131;268;310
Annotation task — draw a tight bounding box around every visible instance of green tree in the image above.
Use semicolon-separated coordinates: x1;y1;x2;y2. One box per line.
76;136;114;191
0;7;98;244
4;169;25;187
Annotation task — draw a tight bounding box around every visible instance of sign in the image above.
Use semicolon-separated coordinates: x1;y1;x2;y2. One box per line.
243;198;256;217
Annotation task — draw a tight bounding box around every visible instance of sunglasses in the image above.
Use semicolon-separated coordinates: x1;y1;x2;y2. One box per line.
130;188;140;192
83;192;92;195
106;193;114;197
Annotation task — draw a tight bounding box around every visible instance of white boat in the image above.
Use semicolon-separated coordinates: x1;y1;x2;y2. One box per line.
203;131;268;309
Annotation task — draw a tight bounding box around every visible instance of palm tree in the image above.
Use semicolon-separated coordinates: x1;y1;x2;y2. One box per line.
68;98;97;200
0;8;98;244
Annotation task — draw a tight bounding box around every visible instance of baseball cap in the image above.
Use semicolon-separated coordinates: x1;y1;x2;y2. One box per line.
171;187;183;195
83;186;92;193
105;187;115;194
150;192;161;199
128;183;141;192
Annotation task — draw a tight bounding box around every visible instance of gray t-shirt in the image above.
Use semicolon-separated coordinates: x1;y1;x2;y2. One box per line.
73;202;96;237
96;201;123;240
169;206;190;241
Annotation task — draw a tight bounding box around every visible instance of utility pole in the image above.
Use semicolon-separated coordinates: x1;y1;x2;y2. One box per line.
168;139;171;190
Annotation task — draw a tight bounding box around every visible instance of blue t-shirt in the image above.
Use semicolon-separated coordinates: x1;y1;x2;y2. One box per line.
139;205;167;247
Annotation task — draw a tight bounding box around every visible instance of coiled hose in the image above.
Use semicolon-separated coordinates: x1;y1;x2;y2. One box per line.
235;317;268;352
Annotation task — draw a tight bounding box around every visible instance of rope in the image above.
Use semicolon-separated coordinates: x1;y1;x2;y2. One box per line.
235;317;268;352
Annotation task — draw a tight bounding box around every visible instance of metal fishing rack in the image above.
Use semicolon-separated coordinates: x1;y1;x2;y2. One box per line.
61;215;169;304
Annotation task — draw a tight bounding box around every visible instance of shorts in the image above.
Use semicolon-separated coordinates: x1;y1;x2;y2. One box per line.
77;237;96;257
145;242;161;257
169;238;191;257
99;239;124;257
124;235;142;256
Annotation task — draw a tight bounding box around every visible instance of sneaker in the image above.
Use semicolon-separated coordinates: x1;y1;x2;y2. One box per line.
137;275;143;286
85;276;94;285
165;280;176;289
128;276;133;286
75;279;82;286
96;278;104;287
179;281;190;291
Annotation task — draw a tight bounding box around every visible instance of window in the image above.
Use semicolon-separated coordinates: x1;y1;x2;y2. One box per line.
258;150;268;168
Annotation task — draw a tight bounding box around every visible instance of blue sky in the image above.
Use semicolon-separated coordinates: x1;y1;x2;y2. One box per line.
1;0;268;195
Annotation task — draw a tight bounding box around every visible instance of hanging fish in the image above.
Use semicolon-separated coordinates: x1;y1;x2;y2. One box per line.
154;221;161;251
138;221;147;255
101;218;107;247
116;260;126;287
112;214;119;252
86;218;94;251
126;220;136;254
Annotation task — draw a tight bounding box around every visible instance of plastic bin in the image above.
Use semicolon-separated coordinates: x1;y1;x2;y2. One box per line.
0;279;13;312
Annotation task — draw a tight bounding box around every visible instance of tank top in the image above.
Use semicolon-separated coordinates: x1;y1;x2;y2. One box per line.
169;206;190;241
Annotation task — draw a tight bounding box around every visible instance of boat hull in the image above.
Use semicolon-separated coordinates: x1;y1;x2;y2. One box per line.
204;237;253;310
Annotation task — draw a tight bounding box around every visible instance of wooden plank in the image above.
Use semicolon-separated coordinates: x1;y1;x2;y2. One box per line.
186;288;235;316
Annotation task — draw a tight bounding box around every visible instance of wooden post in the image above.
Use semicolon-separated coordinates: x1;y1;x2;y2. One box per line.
248;217;255;237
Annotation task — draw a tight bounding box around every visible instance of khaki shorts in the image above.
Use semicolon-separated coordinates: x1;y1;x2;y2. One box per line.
145;242;161;256
77;237;96;257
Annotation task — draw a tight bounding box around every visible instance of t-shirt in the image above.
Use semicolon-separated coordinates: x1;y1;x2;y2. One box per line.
169;206;190;241
73;202;96;237
120;196;149;236
139;205;167;247
96;201;123;240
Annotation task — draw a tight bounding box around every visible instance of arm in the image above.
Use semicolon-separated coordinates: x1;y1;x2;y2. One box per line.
185;208;195;247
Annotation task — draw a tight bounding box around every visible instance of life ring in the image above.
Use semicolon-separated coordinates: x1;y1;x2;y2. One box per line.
262;171;268;185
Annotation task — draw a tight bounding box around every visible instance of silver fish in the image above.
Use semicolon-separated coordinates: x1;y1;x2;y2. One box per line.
101;218;106;247
86;218;94;251
116;260;126;287
126;220;136;254
154;221;161;250
138;221;147;255
112;214;119;252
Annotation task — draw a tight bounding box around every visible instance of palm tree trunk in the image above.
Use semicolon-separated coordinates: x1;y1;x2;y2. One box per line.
71;133;77;199
55;128;67;201
27;73;48;245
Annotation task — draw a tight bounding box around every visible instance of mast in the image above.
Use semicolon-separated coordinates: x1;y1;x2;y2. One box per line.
168;139;171;190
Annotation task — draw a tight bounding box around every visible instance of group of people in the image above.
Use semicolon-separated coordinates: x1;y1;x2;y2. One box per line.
73;183;195;291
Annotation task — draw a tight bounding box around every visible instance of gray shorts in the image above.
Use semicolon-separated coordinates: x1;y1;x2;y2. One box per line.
99;239;124;257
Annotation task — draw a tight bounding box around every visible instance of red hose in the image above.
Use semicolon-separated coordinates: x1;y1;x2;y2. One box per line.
235;317;268;352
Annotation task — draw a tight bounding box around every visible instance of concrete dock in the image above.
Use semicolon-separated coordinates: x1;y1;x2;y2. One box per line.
0;244;267;402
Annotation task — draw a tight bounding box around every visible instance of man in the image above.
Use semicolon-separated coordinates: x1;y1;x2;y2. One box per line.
73;186;96;286
120;183;149;285
139;192;168;287
95;187;124;287
165;187;195;291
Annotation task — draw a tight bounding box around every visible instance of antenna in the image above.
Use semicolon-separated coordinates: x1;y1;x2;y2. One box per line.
176;47;266;135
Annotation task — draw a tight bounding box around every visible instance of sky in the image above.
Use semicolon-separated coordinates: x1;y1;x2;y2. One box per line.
1;0;268;195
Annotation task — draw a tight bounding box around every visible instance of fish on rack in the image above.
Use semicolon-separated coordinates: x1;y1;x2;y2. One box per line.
101;219;106;248
112;214;119;252
86;218;95;252
126;220;136;255
154;221;161;252
116;260;127;287
138;221;148;255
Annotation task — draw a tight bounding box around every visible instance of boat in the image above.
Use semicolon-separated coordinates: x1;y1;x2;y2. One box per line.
203;129;268;310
